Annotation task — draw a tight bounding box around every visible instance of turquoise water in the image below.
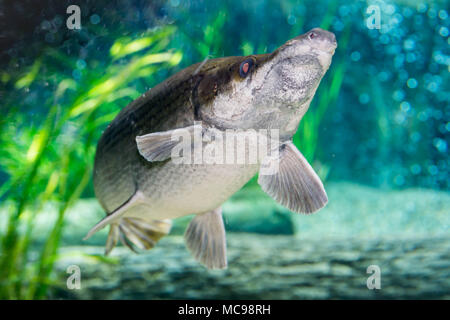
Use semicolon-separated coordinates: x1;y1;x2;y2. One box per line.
0;0;448;299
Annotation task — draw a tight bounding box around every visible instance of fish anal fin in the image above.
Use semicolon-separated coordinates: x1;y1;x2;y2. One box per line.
184;207;227;269
83;190;147;240
258;141;328;214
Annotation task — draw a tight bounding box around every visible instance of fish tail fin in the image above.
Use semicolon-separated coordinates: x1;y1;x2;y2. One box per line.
115;217;172;252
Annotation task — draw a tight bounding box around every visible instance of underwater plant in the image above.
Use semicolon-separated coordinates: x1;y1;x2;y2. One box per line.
0;25;182;299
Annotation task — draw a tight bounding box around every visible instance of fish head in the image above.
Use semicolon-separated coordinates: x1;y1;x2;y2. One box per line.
196;28;337;138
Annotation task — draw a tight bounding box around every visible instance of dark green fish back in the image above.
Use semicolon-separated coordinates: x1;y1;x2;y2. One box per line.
93;62;202;213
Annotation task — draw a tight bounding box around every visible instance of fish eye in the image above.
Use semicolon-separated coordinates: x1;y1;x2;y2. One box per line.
309;32;317;40
239;58;254;78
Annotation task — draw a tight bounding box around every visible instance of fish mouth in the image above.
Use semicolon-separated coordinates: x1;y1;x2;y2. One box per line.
326;44;337;55
316;37;337;55
327;38;338;54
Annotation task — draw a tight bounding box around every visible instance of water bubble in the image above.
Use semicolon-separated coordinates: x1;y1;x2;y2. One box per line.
169;0;180;7
72;69;82;80
378;71;390;81
403;38;415;50
426;82;438;92
428;165;438;175
41;20;51;30
407;78;418;88
395;112;406;124
414;15;423;25
438;10;448;19
393;13;403;24
394;54;405;68
380;23;392;34
394;175;405;186
433;138;447;153
90;14;101;25
380;34;390;44
400;101;411;112
410;132;421;142
403;7;414;17
359;93;370;104
333;19;344;31
45;33;55;43
433;75;443;85
406;52;416;63
76;59;86;69
398;69;409;81
385;4;396;15
287;15;297;25
427;8;437;19
350;51;361;61
439;27;449;37
417;111;429;121
338;5;350;16
387;44;401;55
417;3;427;13
410;164;421;175
393;90;405;101
53;16;63;27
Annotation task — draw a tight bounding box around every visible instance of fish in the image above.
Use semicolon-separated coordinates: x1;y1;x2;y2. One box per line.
84;28;337;269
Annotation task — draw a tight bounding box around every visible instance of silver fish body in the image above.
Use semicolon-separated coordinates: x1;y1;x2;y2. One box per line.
86;28;337;269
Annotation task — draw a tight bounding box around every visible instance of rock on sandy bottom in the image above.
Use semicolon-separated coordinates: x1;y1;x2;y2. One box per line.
49;233;450;300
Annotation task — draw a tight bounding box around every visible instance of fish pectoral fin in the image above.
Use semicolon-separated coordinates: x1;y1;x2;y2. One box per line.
258;141;328;214
135;124;201;162
83;190;147;240
184;207;227;269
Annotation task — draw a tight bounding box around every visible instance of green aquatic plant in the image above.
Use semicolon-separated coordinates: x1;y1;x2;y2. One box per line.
178;8;228;60
0;26;182;299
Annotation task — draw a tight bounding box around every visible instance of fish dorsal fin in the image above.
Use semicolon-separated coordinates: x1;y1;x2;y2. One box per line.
136;124;201;162
184;207;227;269
258;141;328;214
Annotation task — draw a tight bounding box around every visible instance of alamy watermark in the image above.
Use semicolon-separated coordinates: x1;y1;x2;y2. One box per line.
163;122;281;175
66;5;81;30
66;264;81;290
366;5;381;30
366;265;381;290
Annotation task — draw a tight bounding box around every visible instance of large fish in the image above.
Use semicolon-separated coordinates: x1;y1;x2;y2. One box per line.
84;28;337;269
